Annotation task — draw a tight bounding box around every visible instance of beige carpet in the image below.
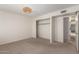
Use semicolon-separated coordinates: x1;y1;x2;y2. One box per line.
0;38;77;54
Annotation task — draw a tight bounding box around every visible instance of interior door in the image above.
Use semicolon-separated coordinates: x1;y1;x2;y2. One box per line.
37;19;50;40
76;12;79;52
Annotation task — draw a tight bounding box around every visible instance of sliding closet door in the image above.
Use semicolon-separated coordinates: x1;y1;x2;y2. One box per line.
37;19;50;40
55;16;64;43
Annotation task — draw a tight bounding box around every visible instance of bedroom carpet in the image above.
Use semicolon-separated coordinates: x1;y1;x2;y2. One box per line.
0;38;77;54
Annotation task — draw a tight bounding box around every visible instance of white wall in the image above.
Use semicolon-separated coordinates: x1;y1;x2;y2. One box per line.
0;11;33;45
32;5;79;43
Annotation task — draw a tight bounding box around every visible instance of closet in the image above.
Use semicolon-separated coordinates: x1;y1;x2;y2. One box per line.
52;13;77;44
51;12;79;52
52;16;69;43
36;12;79;52
36;18;50;40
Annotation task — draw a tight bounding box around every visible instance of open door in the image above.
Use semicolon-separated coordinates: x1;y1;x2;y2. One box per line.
76;12;79;52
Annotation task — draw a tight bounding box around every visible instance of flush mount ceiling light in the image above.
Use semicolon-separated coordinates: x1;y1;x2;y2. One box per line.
22;7;32;14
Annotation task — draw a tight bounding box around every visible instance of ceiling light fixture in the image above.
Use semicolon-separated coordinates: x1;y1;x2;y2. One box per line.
23;7;32;14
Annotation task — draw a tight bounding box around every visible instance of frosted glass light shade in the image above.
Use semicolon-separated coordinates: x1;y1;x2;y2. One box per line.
23;7;32;14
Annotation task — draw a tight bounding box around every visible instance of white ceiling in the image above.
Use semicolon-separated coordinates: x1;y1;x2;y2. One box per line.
0;4;77;17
